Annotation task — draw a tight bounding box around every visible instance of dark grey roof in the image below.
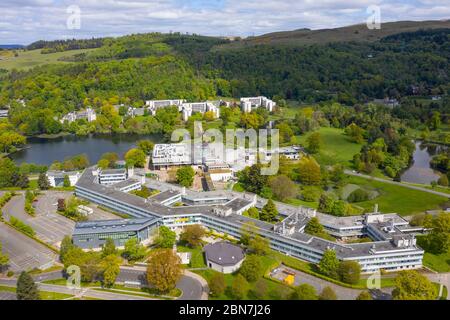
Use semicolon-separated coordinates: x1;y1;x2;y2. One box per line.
204;242;245;266
73;218;158;235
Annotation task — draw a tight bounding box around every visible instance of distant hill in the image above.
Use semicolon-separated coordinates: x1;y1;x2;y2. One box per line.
216;20;450;49
0;44;24;49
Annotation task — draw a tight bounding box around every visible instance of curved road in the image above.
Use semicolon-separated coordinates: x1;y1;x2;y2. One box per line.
344;170;450;198
2;266;208;300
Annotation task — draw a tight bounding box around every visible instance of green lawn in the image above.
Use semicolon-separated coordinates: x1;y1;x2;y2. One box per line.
177;245;207;268
0;48;98;71
345;176;448;215
423;251;450;273
297;127;362;166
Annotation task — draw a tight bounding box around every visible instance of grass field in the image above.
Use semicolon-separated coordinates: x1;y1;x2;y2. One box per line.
297;127;362;166
0;48;97;71
422;247;450;273
345;176;448;215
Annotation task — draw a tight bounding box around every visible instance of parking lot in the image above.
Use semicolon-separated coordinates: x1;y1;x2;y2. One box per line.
3;192;75;248
0;223;57;272
85;204;122;221
0;292;16;300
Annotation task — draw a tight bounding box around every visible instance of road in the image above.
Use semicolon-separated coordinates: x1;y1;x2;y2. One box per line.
2;266;208;300
344;170;450;198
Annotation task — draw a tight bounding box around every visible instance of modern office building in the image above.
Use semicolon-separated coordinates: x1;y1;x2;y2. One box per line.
151;144;192;169
75;167;425;273
240;96;276;113
73;218;159;249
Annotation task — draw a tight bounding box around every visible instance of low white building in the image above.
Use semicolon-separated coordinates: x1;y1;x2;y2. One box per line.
145;99;186;115
152;143;192;169
60;107;97;123
240;96;276;113
46;170;81;187
208;168;233;182
204;242;245;274
0;109;9;118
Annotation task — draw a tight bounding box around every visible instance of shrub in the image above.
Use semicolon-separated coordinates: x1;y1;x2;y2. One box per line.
347;188;369;203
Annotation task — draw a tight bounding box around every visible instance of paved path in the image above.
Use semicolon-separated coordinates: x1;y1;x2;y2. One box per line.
423;272;450;299
344;170;450;198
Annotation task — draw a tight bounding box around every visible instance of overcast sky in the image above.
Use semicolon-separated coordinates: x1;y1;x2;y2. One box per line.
0;0;449;44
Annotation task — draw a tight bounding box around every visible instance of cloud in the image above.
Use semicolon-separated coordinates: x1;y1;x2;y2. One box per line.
0;0;447;44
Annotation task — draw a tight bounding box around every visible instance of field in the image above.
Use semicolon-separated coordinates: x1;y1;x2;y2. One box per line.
297;127;362;166
421;246;450;273
345;176;448;216
0;48;97;71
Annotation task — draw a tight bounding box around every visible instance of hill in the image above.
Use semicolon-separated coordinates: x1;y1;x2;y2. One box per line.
0;45;24;49
216;20;450;49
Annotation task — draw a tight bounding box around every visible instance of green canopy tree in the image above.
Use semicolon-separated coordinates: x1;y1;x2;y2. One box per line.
318;249;340;279
392;270;438;300
176;166;195;187
319;286;337;300
101;238;117;258
154;226;177;248
146;249;182;293
17;271;40;300
209;272;226;297
289;283;318;300
260;199;278;222
239;255;263;282
37;173;51;190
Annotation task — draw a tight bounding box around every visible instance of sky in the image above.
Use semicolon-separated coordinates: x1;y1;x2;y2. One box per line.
0;0;449;44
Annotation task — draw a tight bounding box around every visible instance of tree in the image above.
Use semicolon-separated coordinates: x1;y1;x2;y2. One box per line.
248;235;270;256
260;199;278;222
60;235;74;263
318;194;335;213
180;225;205;247
146;249;182;293
57;198;66;212
289;283;318;300
0;158;19;188
100;254;121;287
356;291;372;300
237;164;269;195
240;221;258;245
209;272;226;297
250;279;268;300
243;207;259;220
392;270;437;300
176;166;195;187
239;255;263;282
421;213;450;254
318;249;339;279
269;175;298;201
154;226;177;248
230;274;248;300
319;286;337;300
438;175;449;187
100;152;119;168
338;261;361;284
137;140;155;155
97;159;110;170
15;173;29;189
63;175;71;187
17;271;40;300
101;238;117;258
123;238;147;261
37;173;50;190
307;132;321;154
297;156;321;185
0;242;9;268
125;148;146;168
305;217;324;235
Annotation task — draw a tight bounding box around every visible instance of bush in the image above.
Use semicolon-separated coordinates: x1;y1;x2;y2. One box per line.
10;216;35;237
239;255;263;282
319;286;337;300
338;261;361;285
347;188;369;203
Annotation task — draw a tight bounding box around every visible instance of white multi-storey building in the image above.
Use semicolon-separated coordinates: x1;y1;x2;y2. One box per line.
145;99;186;115
180;101;221;121
46;170;81;187
60;107;97;123
240;96;276;113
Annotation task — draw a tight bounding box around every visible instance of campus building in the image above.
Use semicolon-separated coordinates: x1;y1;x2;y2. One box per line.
60;107;97;123
46;170;81;187
73;218;159;249
240;96;276;113
145;99;186;115
204;242;245;274
75;167;425;273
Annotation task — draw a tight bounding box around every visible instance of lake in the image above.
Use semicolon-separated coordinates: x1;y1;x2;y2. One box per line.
9;134;163;166
400;141;444;185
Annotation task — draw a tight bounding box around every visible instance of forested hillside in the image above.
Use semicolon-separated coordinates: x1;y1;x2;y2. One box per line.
0;25;449;137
